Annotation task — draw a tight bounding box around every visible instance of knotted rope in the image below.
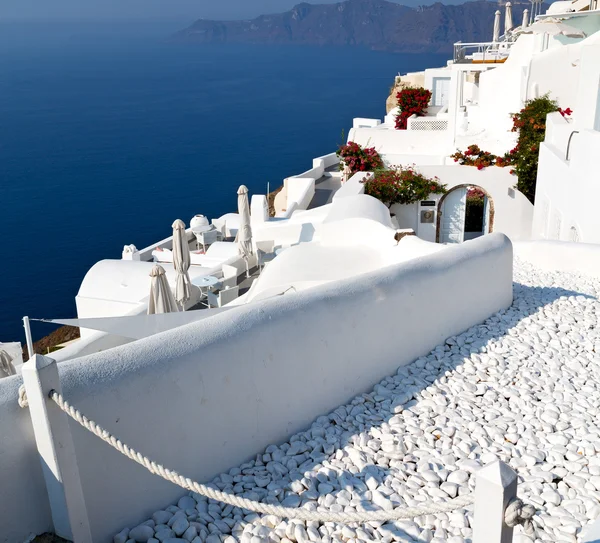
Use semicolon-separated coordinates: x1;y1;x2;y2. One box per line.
505;498;536;535
48;389;475;523
18;385;29;409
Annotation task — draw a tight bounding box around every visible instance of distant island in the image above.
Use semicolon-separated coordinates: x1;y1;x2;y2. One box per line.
173;0;532;54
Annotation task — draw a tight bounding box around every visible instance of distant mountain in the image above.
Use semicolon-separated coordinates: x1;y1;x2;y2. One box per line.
174;0;532;54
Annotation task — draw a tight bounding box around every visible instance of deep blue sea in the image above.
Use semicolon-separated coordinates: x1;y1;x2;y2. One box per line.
0;21;446;343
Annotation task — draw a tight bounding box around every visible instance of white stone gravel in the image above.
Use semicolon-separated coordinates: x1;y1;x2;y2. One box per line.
115;259;600;543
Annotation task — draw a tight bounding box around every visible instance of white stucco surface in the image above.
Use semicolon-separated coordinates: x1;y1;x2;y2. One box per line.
532;37;600;245
514;240;600;279
0;375;52;543
33;233;513;542
240;243;385;303
322;194;393;228
348;126;453;161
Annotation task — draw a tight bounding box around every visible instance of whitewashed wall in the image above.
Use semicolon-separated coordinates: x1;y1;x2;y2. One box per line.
390;165;534;243
533;128;600;243
348;126;453;161
31;233;514;542
284;178;315;215
0;375;52;543
476;36;538;135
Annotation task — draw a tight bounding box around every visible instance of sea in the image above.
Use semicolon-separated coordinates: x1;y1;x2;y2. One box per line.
0;21;447;343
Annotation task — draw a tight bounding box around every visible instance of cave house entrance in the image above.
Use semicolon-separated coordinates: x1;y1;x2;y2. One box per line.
436;185;494;244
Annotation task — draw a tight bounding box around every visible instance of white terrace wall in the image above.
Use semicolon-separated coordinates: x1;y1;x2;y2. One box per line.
273;152;337;217
347;126;453;163
38;233;512;542
0;375;52;543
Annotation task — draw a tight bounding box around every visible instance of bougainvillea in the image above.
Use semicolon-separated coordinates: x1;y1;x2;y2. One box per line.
467;186;486;201
395;87;432;130
465;187;487;232
362;167;447;207
510;95;561;203
449;96;563;204
450;145;511;170
336;141;384;174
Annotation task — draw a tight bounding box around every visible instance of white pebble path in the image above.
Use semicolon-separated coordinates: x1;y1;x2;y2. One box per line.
115;259;600;543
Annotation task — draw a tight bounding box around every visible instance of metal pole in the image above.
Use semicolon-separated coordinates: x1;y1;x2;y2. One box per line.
23;316;34;359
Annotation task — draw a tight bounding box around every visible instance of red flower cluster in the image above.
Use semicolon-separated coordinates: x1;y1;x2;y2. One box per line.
450;144;514;170
394;87;432;130
336;141;383;174
559;107;573;118
467;187;486;201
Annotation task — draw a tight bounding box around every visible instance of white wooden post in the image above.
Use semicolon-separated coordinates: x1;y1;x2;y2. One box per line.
472;460;518;543
23;316;34;359
22;355;92;542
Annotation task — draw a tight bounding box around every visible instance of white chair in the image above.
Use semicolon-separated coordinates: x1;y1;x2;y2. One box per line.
255;240;275;272
207;286;239;308
221;264;238;289
193;227;221;252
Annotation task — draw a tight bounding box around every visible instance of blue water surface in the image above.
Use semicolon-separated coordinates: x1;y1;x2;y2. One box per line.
0;21;446;342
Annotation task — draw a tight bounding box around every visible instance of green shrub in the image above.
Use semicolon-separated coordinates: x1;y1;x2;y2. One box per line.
362;167;447;207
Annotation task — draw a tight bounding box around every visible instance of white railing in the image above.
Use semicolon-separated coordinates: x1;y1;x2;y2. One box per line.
453;41;513;63
407;115;449;131
20;354;535;543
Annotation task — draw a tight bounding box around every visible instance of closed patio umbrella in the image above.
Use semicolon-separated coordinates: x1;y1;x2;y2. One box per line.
236;185;254;277
522;9;530;29
493;10;501;42
0;349;16;378
522;19;586;37
148;265;179;315
172;219;192;310
505;2;514;35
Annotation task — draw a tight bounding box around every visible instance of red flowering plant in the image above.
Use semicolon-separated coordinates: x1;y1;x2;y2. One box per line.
467;186;486;202
510;95;560;203
336;141;384;174
449;96;562;203
362;166;447;207
558;107;573;118
451;144;514;170
395;87;432;130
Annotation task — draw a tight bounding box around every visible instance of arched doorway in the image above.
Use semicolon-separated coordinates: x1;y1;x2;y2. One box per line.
436;185;494;243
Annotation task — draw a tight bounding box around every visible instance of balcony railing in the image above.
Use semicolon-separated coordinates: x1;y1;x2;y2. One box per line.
453;41;514;64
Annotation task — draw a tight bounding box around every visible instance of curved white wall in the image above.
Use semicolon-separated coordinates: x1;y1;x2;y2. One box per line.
20;233;514;542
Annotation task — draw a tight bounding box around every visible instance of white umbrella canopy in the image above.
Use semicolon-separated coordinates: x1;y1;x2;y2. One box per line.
523;19;586;37
172;219;192;309
148;265;179;315
505;2;514;35
522;9;530;29
493;10;501;42
236;185;254;271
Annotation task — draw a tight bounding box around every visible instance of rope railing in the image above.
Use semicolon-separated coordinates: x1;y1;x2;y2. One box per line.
48;389;474;522
43;389;535;530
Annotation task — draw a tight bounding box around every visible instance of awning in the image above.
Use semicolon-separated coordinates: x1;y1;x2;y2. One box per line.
34;307;234;340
